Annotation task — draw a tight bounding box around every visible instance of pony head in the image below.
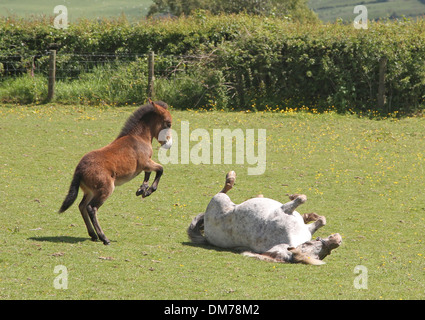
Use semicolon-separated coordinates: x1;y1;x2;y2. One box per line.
150;99;173;150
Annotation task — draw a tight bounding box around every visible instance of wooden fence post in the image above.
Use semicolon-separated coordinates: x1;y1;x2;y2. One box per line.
47;50;56;102
147;51;155;99
377;56;387;112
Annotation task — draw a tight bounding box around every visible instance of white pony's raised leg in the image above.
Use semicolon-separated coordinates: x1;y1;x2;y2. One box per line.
220;171;236;194
281;194;307;214
307;216;326;235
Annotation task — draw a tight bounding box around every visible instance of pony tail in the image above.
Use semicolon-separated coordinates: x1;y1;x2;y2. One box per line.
59;172;81;213
187;212;208;244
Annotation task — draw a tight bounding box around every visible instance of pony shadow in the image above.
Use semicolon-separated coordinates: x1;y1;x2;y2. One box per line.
28;236;91;244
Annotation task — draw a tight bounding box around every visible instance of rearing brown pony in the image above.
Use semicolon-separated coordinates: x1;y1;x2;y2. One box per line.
59;99;173;245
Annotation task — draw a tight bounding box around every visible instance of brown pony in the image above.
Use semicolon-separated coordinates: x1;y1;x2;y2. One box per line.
59;99;173;245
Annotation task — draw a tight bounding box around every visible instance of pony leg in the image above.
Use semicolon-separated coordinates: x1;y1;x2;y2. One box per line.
87;204;110;245
140;160;163;198
281;194;307;214
243;244;292;263
220;171;236;194
302;212;320;224
143;168;162;198
87;184;114;245
308;215;326;235
136;172;151;197
288;247;325;265
79;194;98;241
243;244;325;265
288;195;323;228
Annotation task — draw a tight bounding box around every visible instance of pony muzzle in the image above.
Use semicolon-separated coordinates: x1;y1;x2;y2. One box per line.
161;136;173;149
158;129;173;149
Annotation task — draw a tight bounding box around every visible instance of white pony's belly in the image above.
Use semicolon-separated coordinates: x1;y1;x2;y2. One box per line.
204;196;312;251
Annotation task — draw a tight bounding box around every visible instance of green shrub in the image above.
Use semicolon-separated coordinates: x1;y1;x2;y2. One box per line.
54;58;148;105
156;66;229;109
147;0;319;23
1;14;424;113
0;74;47;104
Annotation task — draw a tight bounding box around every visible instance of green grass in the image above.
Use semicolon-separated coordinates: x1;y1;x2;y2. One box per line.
2;0;425;22
0;0;153;20
309;0;425;21
1;104;425;299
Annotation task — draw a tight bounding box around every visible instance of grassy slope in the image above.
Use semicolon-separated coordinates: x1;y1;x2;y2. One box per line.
309;0;425;21
2;0;425;22
0;0;152;20
1;105;425;300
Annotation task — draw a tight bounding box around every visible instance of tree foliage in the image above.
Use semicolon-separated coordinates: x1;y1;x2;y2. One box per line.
147;0;319;22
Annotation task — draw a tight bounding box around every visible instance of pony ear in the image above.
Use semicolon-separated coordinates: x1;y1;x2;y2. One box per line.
149;99;161;113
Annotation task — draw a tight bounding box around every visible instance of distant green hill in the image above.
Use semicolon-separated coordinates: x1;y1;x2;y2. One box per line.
1;0;425;22
0;0;152;20
308;0;425;22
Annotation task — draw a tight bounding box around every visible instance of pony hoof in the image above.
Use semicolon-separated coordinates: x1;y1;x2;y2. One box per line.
318;216;326;226
226;171;236;185
142;187;154;198
103;240;111;245
142;192;151;199
137;185;149;197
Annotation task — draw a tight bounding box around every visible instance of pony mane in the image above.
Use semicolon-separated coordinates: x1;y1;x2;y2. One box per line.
117;101;169;138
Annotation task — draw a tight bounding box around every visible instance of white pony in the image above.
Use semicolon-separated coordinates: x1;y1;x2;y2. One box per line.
188;171;341;265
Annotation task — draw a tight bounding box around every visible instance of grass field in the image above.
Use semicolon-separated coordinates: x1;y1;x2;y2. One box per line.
0;0;153;20
309;0;425;21
1;104;425;300
2;0;425;22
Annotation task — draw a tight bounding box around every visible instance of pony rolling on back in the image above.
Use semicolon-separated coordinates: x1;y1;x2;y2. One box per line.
188;171;342;265
59;99;172;245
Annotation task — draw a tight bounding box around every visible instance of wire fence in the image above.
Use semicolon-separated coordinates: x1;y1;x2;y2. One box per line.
0;51;198;81
0;50;397;112
0;50;231;108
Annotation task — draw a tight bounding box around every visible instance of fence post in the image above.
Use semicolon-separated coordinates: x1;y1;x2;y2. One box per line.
147;51;155;99
47;50;56;102
377;56;387;112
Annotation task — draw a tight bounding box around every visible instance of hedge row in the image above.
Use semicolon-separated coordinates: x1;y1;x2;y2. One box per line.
1;14;424;112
